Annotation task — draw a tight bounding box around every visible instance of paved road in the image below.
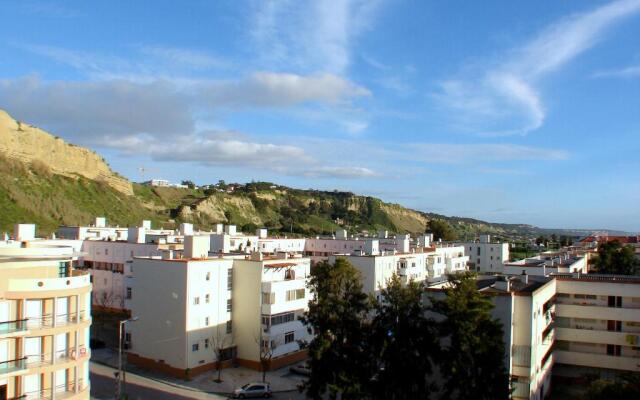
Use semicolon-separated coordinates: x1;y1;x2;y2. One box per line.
90;362;226;400
90;361;307;400
91;371;200;400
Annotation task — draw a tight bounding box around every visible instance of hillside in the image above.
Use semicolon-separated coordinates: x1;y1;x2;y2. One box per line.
0;109;609;239
0;109;132;195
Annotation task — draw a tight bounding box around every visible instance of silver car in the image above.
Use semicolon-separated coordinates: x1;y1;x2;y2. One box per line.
232;382;273;398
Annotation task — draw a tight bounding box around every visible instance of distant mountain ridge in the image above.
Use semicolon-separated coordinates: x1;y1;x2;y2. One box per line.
0;108;629;238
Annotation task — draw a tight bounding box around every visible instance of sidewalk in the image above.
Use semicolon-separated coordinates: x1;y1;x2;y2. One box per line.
91;348;307;396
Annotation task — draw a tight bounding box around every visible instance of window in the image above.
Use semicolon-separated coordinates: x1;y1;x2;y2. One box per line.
227;299;232;312
477;247;481;256
205;317;209;326
227;268;233;290
192;343;199;352
285;331;295;344
130;250;134;257
126;287;132;299
284;269;295;280
226;320;233;334
271;312;295;326
194;297;200;305
105;249;109;255
262;292;275;305
206;272;210;281
205;294;210;303
204;339;210;348
286;289;306;301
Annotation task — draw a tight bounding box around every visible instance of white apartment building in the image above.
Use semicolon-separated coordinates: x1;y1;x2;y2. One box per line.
128;236;235;377
553;274;640;382
330;244;469;295
462;234;510;273
427;272;640;399
57;217;128;241
233;253;312;370
128;236;311;376
504;252;587;277
0;227;92;400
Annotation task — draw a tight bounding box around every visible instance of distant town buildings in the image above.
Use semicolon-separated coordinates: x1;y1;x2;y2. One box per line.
3;218;638;399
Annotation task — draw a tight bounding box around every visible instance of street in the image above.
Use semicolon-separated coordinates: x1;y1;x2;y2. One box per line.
90;362;307;400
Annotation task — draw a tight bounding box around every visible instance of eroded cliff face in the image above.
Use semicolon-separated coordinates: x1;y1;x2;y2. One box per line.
0;109;133;195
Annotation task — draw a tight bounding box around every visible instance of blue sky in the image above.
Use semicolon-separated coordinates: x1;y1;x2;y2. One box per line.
0;1;639;231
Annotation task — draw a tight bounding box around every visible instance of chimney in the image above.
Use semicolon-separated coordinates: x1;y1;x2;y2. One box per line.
520;270;529;284
14;224;36;241
179;223;194;236
95;217;106;228
250;251;264;261
225;225;237;235
142;220;152;230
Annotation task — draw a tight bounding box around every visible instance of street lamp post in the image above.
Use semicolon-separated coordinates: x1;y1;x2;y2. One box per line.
117;316;139;400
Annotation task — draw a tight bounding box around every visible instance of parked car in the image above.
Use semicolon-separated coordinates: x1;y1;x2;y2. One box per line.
232;382;272;398
289;363;311;376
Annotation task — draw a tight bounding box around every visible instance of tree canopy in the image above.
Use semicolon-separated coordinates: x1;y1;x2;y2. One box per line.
592;240;639;275
301;259;373;400
430;272;510;400
302;261;509;400
427;219;458;241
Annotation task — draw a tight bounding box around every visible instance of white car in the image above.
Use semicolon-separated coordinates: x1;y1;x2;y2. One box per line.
232;382;273;398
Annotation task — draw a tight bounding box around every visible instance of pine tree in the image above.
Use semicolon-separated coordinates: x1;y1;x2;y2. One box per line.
369;275;438;400
301;259;373;400
430;272;510;400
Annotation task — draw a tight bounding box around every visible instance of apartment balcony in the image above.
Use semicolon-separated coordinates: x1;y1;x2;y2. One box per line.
556;327;639;346
0;357;27;377
556;303;640;323
4;272;91;300
25;346;90;372
554;350;640;371
25;312;91;335
0;319;29;338
15;379;88;400
554;350;639;371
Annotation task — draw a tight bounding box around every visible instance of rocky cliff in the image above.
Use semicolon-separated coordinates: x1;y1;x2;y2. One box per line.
0;109;133;195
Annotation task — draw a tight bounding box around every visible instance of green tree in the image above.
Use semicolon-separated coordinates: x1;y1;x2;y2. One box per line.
301;259;373;400
584;373;640;400
180;180;196;189
592;240;639;275
430;272;509;400
369;275;438;400
427;219;457;241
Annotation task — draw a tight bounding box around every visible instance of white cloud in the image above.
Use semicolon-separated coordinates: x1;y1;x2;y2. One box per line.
201;72;370;107
0;72;369;143
138;45;228;70
592;64;640;78
435;0;640;135
250;0;384;74
0;76;192;141
302;166;379;179
406;143;569;164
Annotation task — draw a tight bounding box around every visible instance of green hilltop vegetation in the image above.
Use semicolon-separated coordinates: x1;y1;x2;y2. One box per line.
0;150;570;240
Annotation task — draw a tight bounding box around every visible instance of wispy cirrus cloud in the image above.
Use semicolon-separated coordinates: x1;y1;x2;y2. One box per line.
435;0;640;136
405;143;569;164
250;0;384;74
592;64;640;78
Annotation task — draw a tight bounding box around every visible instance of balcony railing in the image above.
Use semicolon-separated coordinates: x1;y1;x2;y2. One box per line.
0;319;28;335
13;379;85;400
26;312;89;330
25;346;88;367
0;357;27;375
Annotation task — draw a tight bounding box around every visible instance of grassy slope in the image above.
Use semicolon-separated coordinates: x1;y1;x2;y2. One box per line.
0;155;162;235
